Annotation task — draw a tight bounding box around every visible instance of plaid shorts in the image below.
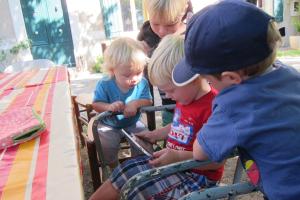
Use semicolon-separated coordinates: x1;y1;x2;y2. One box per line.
110;155;217;200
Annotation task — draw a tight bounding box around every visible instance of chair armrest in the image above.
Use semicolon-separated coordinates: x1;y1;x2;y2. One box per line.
120;159;213;200
120;151;239;200
179;182;257;200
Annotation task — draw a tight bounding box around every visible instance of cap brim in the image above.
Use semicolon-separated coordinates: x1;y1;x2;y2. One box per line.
172;57;199;87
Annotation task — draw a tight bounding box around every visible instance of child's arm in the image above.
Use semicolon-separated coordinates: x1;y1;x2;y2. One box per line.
92;101;125;113
192;141;225;169
123;99;153;117
149;148;193;167
135;124;171;143
193;139;209;160
150;148;225;169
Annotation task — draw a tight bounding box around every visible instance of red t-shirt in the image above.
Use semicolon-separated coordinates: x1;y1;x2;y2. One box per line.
166;88;224;181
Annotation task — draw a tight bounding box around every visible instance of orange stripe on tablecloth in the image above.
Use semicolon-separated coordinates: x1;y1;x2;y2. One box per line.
1;140;36;199
0;69;53;197
0;86;40;198
31;69;58;200
0;80;52;192
0;68;57;199
0;146;19;198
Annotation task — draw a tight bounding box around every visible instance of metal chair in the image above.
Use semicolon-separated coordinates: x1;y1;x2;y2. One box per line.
120;153;259;200
89;105;175;191
4;59;55;72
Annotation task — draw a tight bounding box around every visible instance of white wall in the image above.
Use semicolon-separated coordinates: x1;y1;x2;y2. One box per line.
191;0;219;13
66;0;106;71
0;0;32;70
0;0;15;39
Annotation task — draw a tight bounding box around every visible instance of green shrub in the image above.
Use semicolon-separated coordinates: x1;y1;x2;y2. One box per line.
0;39;31;62
9;40;31;55
277;49;300;57
293;18;300;33
0;50;6;62
92;56;104;73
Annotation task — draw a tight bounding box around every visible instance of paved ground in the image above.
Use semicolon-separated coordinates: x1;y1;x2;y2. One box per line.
278;56;300;71
69;70;102;96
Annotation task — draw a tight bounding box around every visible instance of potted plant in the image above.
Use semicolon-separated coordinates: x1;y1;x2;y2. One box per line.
91;56;104;73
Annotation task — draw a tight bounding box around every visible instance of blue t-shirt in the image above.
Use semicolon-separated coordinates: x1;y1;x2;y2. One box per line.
197;61;300;200
93;76;152;128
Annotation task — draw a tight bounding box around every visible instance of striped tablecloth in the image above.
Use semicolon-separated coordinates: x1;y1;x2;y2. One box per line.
0;67;83;200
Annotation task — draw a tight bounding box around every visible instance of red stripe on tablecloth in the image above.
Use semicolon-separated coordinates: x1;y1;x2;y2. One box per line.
56;67;68;82
0;68;54;199
0;145;19;198
31;68;58;200
0;89;13;101
0;86;39;197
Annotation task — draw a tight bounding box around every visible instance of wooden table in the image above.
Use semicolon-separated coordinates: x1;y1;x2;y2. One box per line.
0;67;83;199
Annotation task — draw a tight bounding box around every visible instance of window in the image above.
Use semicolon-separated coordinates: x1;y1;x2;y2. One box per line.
100;0;144;38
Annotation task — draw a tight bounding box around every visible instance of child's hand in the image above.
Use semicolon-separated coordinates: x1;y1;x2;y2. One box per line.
149;148;179;167
108;101;125;112
123;102;138;117
135;130;156;144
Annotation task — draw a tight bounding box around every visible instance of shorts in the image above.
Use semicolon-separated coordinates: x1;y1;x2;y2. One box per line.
110;155;217;200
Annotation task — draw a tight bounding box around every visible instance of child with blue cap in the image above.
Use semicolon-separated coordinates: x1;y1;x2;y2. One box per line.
172;1;300;199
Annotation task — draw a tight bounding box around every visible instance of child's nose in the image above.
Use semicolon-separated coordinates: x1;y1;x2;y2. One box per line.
131;76;139;83
158;27;168;38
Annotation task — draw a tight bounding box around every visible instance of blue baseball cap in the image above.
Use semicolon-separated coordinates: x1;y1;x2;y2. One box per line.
173;0;274;86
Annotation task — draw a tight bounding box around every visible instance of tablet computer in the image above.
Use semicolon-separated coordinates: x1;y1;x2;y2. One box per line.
121;129;153;157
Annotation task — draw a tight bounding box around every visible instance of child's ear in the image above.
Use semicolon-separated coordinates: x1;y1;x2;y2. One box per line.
108;68;115;77
220;71;243;85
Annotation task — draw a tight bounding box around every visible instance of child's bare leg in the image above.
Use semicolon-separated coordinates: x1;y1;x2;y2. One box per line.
89;180;119;200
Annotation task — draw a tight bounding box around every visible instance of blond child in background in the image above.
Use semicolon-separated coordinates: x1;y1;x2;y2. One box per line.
138;0;193;126
171;1;300;199
89;34;224;200
138;0;192;55
91;37;152;169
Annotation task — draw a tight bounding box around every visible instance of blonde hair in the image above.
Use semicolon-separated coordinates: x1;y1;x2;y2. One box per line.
103;37;148;77
145;0;188;24
148;34;184;86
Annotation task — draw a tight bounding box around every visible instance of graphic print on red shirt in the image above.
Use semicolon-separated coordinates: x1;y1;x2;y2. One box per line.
166;88;224;181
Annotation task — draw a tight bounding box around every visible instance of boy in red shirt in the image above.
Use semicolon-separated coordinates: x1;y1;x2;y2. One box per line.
89;34;224;200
